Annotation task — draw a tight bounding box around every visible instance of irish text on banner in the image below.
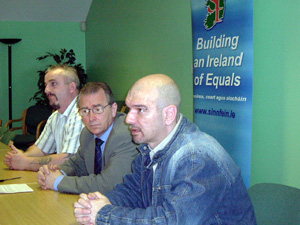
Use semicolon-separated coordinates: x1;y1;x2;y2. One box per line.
191;0;253;188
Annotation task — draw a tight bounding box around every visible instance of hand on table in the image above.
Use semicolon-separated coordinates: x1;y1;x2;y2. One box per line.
74;192;111;225
37;164;62;190
4;144;27;170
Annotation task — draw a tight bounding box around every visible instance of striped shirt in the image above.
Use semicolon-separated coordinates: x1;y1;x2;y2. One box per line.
35;97;84;154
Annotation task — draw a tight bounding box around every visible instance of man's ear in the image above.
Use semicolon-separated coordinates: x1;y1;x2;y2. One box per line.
111;102;118;117
69;82;77;93
163;105;177;126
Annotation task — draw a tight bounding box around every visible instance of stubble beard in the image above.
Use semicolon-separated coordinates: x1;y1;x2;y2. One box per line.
48;94;60;110
50;103;61;110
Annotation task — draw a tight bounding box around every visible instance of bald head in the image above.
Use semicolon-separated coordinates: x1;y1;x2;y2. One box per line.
125;74;182;148
128;74;181;112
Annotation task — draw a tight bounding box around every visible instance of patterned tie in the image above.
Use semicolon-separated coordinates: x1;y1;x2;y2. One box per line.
94;138;104;174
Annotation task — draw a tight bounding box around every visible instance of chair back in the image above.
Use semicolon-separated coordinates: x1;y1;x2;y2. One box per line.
25;105;53;135
4;105;53;150
116;100;128;113
248;183;300;225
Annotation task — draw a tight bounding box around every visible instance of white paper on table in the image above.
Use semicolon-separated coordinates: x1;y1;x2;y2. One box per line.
0;184;34;193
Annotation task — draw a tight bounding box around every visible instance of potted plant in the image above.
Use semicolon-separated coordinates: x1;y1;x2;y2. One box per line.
30;48;88;106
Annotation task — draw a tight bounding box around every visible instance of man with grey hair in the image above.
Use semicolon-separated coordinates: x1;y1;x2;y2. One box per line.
5;64;84;171
74;74;256;224
37;82;138;194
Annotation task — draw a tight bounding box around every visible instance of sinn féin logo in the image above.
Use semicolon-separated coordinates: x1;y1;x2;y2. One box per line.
204;0;225;30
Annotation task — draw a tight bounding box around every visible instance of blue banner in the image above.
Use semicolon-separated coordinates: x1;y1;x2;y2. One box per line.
191;0;253;187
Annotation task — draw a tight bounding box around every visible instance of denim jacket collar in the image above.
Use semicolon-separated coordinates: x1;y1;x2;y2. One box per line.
138;116;188;169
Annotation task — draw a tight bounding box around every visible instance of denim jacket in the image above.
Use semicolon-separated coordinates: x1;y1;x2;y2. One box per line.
97;116;256;224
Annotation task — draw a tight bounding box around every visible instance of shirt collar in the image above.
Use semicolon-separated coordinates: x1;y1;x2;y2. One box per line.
94;122;114;143
150;114;183;159
59;97;78;117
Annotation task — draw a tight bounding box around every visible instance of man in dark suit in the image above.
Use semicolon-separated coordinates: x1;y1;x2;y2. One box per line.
37;82;138;194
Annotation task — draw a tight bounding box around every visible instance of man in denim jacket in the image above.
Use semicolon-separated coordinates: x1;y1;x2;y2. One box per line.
74;74;257;224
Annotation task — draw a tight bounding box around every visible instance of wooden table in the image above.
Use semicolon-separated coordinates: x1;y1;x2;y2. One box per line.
0;142;79;224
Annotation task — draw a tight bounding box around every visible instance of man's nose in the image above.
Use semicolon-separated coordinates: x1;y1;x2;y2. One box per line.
88;110;97;121
125;110;135;124
44;84;50;94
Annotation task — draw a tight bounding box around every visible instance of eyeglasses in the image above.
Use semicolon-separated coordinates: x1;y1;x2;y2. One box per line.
78;104;110;117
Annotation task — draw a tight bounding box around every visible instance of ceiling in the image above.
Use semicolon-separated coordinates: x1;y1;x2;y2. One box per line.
0;0;92;22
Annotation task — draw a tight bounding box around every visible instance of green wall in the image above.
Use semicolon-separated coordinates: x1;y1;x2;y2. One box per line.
0;21;86;126
251;1;300;188
85;0;193;121
86;1;300;189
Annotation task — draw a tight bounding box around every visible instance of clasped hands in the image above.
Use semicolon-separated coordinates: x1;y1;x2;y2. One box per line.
37;164;63;190
74;192;112;225
38;165;112;224
4;144;26;170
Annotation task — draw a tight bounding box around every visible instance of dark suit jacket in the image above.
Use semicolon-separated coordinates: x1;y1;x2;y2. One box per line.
58;113;138;194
